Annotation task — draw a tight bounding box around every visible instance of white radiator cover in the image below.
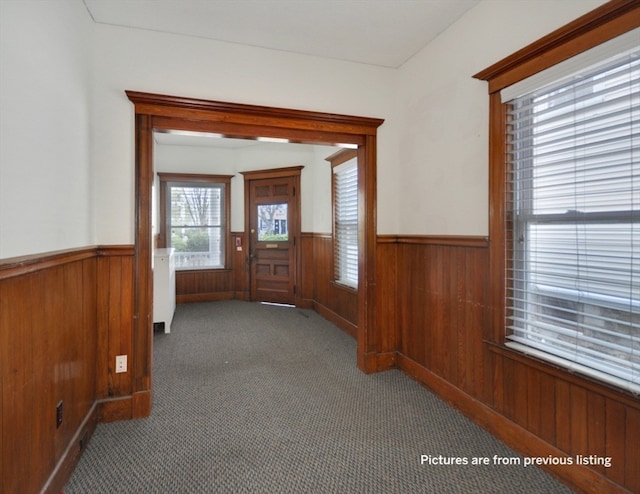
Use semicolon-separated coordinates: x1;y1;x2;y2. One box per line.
153;248;176;333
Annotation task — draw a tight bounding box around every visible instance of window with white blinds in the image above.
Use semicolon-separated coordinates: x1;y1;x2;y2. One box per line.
504;35;639;393
167;182;225;270
334;158;358;288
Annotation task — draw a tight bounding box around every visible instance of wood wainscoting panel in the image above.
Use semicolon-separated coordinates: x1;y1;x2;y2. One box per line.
385;234;638;493
488;344;640;494
0;248;99;494
395;236;489;397
96;247;135;403
307;233;358;337
375;237;397;354
297;233;315;307
175;269;235;303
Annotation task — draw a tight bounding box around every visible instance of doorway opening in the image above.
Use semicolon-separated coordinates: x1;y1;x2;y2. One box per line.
127;91;384;417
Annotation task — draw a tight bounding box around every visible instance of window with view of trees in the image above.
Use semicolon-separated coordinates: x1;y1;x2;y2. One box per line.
158;174;232;270
502;29;639;393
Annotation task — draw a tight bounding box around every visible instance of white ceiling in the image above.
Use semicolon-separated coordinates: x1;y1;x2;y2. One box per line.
83;0;481;69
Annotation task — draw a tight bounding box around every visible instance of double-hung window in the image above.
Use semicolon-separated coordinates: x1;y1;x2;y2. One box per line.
158;173;232;270
503;29;639;393
332;151;358;289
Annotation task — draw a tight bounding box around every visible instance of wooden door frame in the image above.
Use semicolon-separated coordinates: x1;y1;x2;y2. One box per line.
126;91;384;416
241;166;302;305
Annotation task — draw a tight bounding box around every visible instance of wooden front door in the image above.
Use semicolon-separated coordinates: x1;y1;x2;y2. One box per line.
244;168;301;305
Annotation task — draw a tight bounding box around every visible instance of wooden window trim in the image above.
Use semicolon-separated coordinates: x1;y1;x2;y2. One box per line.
158;172;233;270
326;148;358;291
473;0;640;348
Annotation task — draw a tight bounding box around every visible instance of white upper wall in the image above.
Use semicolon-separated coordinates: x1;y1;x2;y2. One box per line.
91;23;396;245
0;0;94;258
394;0;607;236
0;0;612;258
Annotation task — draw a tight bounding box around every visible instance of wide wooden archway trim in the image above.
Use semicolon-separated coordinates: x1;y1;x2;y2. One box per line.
126;91;384;416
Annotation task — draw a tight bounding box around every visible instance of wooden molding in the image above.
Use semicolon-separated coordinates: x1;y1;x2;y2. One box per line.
325;148;357;167
0;245;134;280
379;234;489;248
302;232;332;239
40;403;98;494
487;343;640;410
125;91;384;136
177;292;235;304
98;396;134;423
157;172;234;183
129;90;384;380
0;246;96;280
313;301;358;339
397;354;630;494
474;0;640;93
97;245;135;257
240;165;304;180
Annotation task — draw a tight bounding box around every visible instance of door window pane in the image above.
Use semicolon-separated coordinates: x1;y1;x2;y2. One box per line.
257;203;288;241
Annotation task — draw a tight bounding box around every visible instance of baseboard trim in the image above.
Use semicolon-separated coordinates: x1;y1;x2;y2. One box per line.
177;292;235;304
313;301;357;339
132;390;152;418
98;396;134;422
40;402;98;494
358;351;397;374
396;353;628;494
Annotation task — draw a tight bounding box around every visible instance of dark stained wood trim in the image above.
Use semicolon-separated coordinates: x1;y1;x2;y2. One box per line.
157;172;235;183
358;135;378;373
303;232;332;239
376;235;397;244
470;6;640;492
240;165;304;180
133;113;153;417
128;91;384;380
1;247;102;493
473;0;640;93
379;235;489;248
0;247;96;280
40;403;98;494
126;91;384;136
97;396;134;423
326;148;358;168
313;301;357;339
0;245;135;280
397;353;629;494
487;343;640;410
176;292;235;304
97;245;136;257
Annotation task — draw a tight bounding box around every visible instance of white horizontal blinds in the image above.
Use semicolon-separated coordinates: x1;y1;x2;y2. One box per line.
504;37;640;393
334;159;358;288
169;183;224;269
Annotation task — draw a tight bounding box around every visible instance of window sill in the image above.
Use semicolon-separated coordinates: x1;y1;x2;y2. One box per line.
485;340;640;405
330;280;358;293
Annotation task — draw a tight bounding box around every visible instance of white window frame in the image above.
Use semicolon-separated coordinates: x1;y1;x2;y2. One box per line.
158;173;232;271
502;30;639;394
333;156;358;289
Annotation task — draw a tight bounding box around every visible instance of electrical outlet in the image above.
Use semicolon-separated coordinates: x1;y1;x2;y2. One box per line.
115;354;127;373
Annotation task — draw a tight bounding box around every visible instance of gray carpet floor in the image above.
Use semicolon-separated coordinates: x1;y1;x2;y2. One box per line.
65;300;572;493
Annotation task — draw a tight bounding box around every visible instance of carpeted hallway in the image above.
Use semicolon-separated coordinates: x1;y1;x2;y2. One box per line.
65;300;571;493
